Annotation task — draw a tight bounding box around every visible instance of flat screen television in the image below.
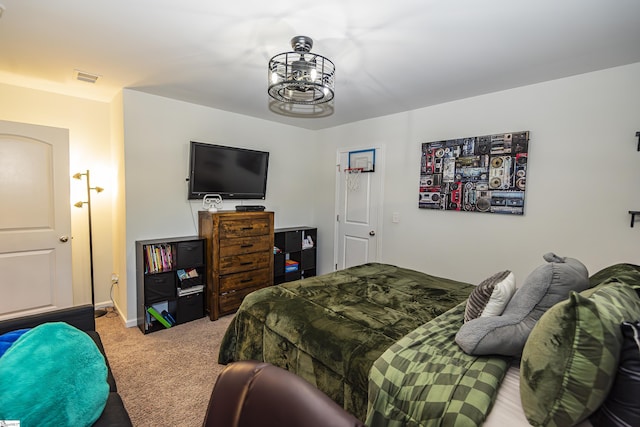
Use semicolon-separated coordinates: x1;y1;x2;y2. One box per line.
187;141;269;200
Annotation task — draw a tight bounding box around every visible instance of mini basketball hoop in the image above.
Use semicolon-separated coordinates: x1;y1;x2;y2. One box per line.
345;167;363;191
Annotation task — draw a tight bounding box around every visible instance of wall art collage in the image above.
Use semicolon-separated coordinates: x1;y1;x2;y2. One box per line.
419;131;529;214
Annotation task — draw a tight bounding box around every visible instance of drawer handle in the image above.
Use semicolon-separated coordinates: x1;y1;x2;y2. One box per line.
241;278;254;283
241;226;254;230
241;244;254;248
240;262;254;266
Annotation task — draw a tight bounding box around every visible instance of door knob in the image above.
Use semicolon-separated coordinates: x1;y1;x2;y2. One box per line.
59;236;69;242
369;231;376;236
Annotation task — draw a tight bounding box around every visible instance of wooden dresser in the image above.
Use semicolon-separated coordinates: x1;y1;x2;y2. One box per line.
198;210;274;320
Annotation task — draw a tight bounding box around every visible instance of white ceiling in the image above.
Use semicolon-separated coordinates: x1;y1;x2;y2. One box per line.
1;0;639;130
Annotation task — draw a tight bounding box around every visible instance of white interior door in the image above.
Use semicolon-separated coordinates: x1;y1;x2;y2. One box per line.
0;120;73;320
334;148;383;270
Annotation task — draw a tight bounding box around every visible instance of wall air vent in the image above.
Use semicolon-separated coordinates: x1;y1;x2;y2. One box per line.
74;69;100;84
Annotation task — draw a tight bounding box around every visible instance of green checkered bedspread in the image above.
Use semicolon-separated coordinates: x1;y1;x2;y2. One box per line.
367;302;511;427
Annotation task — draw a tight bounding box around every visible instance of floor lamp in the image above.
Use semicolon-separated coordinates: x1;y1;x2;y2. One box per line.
74;169;107;318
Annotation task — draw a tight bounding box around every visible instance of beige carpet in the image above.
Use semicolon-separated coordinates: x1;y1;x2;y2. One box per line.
96;309;234;427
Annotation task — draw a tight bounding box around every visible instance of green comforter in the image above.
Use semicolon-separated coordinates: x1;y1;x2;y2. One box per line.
218;262;475;420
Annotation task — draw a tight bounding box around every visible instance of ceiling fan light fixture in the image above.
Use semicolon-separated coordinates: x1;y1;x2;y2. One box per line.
268;36;335;105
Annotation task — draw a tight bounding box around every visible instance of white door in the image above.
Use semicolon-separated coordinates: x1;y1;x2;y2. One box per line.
334;148;384;270
0;120;73;320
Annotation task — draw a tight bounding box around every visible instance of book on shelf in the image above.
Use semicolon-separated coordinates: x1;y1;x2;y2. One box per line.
147;306;172;328
176;268;198;280
161;310;176;326
144;243;175;273
285;259;299;273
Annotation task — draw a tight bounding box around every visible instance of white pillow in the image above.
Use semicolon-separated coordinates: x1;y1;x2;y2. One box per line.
481;271;516;317
464;271;516;322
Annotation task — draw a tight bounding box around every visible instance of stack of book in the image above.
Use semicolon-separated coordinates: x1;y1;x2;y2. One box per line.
144;243;174;273
285;259;299;273
147;306;176;329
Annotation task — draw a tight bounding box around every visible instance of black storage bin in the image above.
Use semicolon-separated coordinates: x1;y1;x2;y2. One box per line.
178;275;203;289
144;272;175;304
285;271;301;282
301;248;316;269
176;240;204;268
177;292;204;324
284;231;302;252
274;253;285;276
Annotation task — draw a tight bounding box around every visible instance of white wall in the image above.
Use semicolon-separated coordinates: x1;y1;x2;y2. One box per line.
0;83;117;308
122;90;319;324
315;63;640;285
5;62;639;327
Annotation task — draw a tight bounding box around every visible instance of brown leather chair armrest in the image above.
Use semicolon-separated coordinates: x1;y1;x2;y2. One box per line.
203;361;365;427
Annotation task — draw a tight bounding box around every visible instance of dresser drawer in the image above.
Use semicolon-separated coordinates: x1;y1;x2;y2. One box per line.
219;251;271;275
218;283;270;314
219;268;271;293
219;218;271;239
219;235;271;258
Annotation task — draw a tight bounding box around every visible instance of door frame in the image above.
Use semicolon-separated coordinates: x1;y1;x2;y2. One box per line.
333;145;385;271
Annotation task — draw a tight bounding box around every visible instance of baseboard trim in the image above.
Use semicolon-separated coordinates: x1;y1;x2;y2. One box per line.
95;299;137;328
124;317;137;328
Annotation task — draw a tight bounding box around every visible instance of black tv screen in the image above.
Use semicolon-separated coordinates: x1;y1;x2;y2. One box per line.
188;141;269;200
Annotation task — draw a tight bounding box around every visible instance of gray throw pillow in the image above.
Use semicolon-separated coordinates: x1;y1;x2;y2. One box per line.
455;252;589;356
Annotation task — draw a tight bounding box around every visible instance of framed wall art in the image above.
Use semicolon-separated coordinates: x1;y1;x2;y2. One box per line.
418;131;529;215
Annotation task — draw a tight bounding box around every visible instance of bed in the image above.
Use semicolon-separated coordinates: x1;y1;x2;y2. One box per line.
218;263;476;420
218;261;640;426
